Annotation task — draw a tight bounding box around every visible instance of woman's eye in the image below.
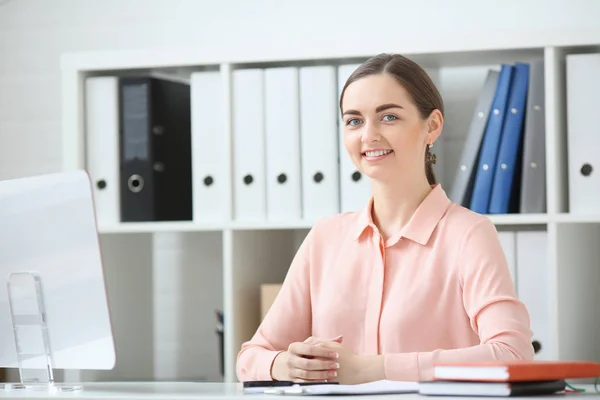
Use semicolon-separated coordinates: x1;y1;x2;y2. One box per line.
382;114;398;122
346;118;361;126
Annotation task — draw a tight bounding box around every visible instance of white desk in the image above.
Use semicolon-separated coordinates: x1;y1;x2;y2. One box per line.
0;382;597;400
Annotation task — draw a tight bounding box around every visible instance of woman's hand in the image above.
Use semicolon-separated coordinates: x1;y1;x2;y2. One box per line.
318;341;384;384
271;337;342;382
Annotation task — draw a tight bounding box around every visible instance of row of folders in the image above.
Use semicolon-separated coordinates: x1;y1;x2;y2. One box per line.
85;64;372;224
83;54;600;224
450;52;600;216
449;59;546;215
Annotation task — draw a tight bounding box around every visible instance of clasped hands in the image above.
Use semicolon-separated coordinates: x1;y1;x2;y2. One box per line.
271;335;376;384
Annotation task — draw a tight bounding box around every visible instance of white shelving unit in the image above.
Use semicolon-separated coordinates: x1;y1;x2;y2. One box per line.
61;37;600;383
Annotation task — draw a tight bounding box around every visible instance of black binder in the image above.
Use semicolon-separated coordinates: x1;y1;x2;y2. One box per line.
119;76;192;222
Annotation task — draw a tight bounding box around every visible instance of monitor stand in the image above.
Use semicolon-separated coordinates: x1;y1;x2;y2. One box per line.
1;272;82;392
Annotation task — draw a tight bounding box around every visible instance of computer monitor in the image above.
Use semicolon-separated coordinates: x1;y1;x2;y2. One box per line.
0;170;115;390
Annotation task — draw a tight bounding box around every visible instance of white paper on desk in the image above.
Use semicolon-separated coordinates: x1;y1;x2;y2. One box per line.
268;380;419;395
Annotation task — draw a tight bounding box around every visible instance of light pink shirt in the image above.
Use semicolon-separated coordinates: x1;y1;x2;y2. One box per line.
236;184;534;382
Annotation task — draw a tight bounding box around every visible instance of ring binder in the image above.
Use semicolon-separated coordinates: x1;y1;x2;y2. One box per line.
127;174;144;193
119;76;193;222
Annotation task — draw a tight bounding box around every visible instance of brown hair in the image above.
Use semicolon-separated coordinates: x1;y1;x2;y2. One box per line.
339;53;444;185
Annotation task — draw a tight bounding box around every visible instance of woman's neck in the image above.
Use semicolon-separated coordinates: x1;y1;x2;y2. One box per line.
370;175;433;241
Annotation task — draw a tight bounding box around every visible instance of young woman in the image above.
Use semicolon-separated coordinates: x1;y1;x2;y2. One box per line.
236;53;534;385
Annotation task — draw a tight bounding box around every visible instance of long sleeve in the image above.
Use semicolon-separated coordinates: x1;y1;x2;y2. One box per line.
382;217;534;382
235;227;315;382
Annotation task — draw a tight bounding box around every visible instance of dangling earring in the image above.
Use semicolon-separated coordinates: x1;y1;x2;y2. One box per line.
427;143;436;165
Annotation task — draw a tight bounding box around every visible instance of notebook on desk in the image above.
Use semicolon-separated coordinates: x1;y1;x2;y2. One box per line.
248;380;419;395
243;381;338;394
432;360;600;382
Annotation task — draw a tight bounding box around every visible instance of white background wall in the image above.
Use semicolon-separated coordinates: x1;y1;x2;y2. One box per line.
1;0;599;182
0;0;598;382
0;0;600;183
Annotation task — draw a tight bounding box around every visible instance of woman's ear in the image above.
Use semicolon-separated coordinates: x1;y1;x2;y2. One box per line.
426;109;443;144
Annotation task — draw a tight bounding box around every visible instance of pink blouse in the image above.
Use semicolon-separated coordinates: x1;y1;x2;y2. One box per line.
236;184;534;382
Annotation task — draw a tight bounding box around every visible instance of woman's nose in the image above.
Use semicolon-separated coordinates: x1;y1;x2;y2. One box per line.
361;122;381;143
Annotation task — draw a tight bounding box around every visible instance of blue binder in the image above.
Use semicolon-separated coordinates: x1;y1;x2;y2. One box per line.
488;62;530;214
469;64;514;214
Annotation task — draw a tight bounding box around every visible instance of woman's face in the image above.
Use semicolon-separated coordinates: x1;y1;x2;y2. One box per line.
340;73;440;184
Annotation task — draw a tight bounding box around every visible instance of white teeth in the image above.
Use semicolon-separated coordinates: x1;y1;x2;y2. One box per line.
365;149;392;157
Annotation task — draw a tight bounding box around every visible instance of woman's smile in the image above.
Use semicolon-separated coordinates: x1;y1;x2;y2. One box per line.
362;149;394;161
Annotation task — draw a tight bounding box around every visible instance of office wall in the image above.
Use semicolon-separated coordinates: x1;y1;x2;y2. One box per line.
1;0;599;181
0;0;597;381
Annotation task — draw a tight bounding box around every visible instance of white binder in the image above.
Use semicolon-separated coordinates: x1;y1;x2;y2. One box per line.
264;67;302;221
515;231;553;360
497;231;516;286
191;71;229;223
566;53;600;214
232;68;267;221
299;65;340;220
84;76;120;226
337;64;372;213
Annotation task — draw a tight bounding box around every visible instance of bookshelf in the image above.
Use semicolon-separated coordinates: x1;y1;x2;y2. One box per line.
60;38;600;383
93;214;552;235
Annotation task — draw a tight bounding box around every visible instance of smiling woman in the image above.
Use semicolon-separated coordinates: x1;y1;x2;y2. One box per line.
339;54;443;192
338;54;445;239
236;53;534;385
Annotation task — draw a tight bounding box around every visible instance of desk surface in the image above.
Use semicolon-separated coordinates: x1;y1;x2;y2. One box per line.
0;382;597;400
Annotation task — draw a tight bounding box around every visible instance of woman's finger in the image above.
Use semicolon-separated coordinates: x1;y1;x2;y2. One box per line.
291;355;340;372
303;336;318;344
290;378;327;383
289;342;339;359
304;335;343;345
291;367;338;381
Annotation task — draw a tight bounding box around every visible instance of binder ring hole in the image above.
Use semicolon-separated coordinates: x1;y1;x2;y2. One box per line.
243;174;253;185
277;173;287;184
128;174;144;193
532;340;542;354
580;163;593;177
313;172;324;183
351;171;362;182
204;176;214;186
96;179;107;190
